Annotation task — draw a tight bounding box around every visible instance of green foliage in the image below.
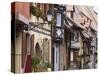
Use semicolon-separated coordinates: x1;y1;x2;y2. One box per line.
50;16;56;26
30;6;57;24
30;6;43;18
45;62;52;68
32;57;40;69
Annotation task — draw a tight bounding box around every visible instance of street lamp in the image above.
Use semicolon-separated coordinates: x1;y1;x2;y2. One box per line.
47;9;64;42
47;5;65;71
47;8;53;22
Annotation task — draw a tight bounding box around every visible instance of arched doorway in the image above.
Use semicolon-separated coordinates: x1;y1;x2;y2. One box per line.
35;42;42;58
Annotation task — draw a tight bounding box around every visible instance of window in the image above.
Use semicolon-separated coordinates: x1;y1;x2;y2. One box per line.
30;35;34;57
56;13;61;27
37;3;40;8
74;51;79;61
70;51;74;61
44;4;46;16
71;31;79;41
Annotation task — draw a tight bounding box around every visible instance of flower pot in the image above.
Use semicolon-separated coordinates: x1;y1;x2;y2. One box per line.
47;68;51;71
32;69;34;72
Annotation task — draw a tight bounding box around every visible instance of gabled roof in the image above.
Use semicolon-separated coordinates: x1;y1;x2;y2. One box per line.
86;7;97;31
87;7;97;24
64;14;87;30
76;6;93;20
76;6;97;31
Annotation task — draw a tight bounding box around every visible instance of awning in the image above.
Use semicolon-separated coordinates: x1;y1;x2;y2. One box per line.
90;22;97;32
64;24;73;33
82;30;92;39
64;14;87;30
76;6;92;20
16;13;29;25
70;41;80;49
82;31;90;38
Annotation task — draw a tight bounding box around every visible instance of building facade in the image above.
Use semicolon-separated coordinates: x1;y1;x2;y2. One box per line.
11;2;97;73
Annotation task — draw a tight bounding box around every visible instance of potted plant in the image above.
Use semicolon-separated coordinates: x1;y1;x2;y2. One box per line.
45;62;52;71
32;57;40;72
30;6;43;18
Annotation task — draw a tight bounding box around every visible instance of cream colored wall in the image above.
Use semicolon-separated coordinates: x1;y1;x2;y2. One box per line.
29;30;51;53
29;13;51;62
15;32;22;73
48;39;51;63
30;15;37;22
